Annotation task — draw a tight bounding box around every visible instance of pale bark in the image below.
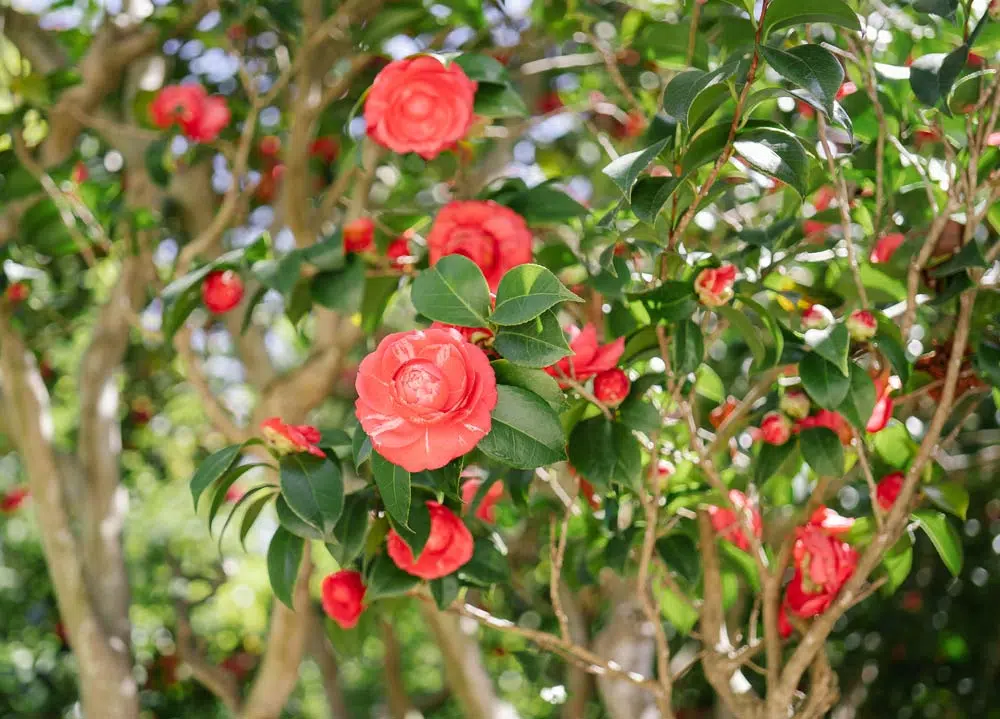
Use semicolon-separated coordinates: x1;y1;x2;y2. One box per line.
421;605;501;719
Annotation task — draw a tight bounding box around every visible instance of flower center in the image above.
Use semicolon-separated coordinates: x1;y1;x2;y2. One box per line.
394;360;449;411
445;227;498;271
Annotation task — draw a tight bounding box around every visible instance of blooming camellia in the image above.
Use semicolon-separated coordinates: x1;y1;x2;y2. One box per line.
545;324;625;386
149;84;231;143
261;417;325;458
202;270;244;314
427;200;533;290
364;56;477;160
760;411;793;445
846;309;877;341
461;478;504;523
707;490;762;553
875;472;905;511
694;264;737;307
343;217;375;254
786;523;859;618
593;368;631;407
355;328;498;472
386;501;474;579
870;233;905;264
321;570;367;629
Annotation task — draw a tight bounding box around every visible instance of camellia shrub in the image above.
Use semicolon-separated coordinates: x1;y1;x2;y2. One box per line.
1;0;999;717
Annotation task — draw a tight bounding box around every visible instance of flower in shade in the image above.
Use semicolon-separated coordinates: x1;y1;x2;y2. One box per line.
796;410;853;445
426;200;533;290
149;84;230;143
593;368;631;407
780;390;811;421
386;501;474;579
1;486;30;513
364;56;477;160
846;310;877;342
545;324;625;387
694;264;737;307
202;270;244;314
261;417;325;458
355;328;498;472
321;570;366;629
707;490;762;553
760;411;793;445
461;478;504;523
875;472;905;511
344;217;375;254
870;233;905;264
786;522;859;618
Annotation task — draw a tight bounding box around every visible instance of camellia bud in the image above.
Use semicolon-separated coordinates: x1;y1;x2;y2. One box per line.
801;304;833;330
593;368;631;407
4;282;29;304
343;217;375;254
870;233;905;264
760;411;793;445
201;270;244;314
846;309;877;342
875;472;905;511
780;390;811;420
695;264;737;307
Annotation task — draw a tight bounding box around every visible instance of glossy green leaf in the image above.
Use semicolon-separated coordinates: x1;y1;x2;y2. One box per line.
504;185;589;222
762;0;861;36
671;319;703;374
760;44;844;116
491;264;582;325
882;537;913;594
913;510;963;576
755;439;798;484
602;139;669;197
411;254;492;327
311;256;366;312
490;360;566;412
371;451;411;529
910;47;969;108
275;494;324;540
478;386;566;469
799;427;844;477
733;127;809;196
923;484;969;520
717;305;766;368
634;281;698;322
568;417;642;489
474;84;528;117
365;554;421;601
631;177;683;224
837;363;877;429
453;54;509;84
494;309;572;368
386;495;431;557
267;527;304;609
431;575;461;609
240;492;276;550
459;537;509;586
279;454;344;538
191;444;244;510
800;353;851;409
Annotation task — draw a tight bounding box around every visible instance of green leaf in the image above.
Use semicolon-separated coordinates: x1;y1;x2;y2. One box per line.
662;64;737;126
145;139;171;187
799;427;844;477
490;360;566;412
755;439;798;484
762;0;861;36
568;417;641;489
216;485;274;549
716;306;766;368
602;139;669;198
732;127;809;196
411;254;492;327
453;54;509;84
267;527;304;609
910;47;969;109
760;44;844;116
633;281;698;322
430;575;461;609
681;123;732;174
208;463;268;529
352;428;372;469
695;365;724;402
654;581;699;636
656;534;701;586
923;484;969;520
371;451;411;529
162;283;203;341
162;247;248;301
474;84;528;117
837;363;877;429
491;264;582;325
874;313;910;386
671;319;703;375
254;251;302;295
458;537;509;586
311;256;366;312
319;429;353;448
387;496;431;557
805;323;850;376
240;492;276;549
191;444;243;510
478;386;566;469
619;396;662;433
504;186;589;223
275;494;324;540
366;554;420;601
800;353;851;409
631;177;682;224
928;239;988;277
494;309;572;368
329;493;370;564
882;538;913;594
912;510;963;576
974;340;1000;387
279;454;344;538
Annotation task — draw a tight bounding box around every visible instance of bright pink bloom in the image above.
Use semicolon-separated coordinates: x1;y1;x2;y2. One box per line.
545;324;625;386
386;501;474;579
461;479;504;523
261;417;325;458
870;233;905;263
321;570;366;628
694;264;737;307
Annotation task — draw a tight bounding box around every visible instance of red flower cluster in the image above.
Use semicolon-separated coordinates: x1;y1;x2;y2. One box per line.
1;486;30;514
355;328;498;472
545;324;625;387
694;264;737;307
708;490;762;553
321;570;366;629
149;85;230;143
260;417;325;457
781;507;858;635
461;478;504;523
387;501;474;579
427;200;533;290
364;57;477;160
202;270;244;314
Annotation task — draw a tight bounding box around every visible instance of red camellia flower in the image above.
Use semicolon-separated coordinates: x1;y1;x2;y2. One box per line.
846;309;877;341
461;478;504;523
876;472;905;511
807;506;855;535
364;56;477;160
386;233;412;267
867;369;894;433
593;368;630;407
694;264;737;307
259;135;281;157
355;328;498;472
870;233;905;264
760;411;793;445
309;137;339;164
429;320;494;345
545;324;625;386
150;84;230;143
1;486;30;514
786;523;859;618
707;490;762;553
201;270;244;314
4;282;29;304
344;217;375;254
260;417;325;458
780;390;811;420
796;410;853;445
321;570;367;629
778;605;794;638
709;396;739;429
427;200;533;290
71;162;88;183
801;304;833;330
386;501;474;579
